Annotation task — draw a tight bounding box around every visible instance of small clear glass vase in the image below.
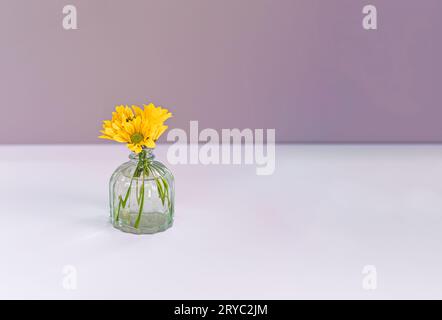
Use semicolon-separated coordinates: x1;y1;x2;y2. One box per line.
109;148;174;234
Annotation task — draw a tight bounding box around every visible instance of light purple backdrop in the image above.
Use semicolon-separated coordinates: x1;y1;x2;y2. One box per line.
1;0;442;143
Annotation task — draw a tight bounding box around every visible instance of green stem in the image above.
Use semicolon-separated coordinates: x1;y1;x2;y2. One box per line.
134;166;145;229
115;195;123;221
116;182;132;222
150;164;170;208
115;150;145;222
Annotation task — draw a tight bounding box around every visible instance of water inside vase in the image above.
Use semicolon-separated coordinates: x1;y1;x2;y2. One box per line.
115;211;171;234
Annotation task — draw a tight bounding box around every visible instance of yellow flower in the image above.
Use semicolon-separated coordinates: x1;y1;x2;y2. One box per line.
113;105;135;123
99;103;172;153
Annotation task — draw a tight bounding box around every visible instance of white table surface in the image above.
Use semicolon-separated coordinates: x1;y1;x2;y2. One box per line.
1;144;442;299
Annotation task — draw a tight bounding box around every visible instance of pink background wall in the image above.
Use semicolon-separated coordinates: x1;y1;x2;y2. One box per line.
1;0;442;143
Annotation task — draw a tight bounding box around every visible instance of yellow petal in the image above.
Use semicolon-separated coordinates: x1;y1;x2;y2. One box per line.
104;127;116;136
127;143;142;153
99;135;113;140
132;105;143;117
113;135;127;143
145;139;156;149
133;116;142;132
123;121;135;134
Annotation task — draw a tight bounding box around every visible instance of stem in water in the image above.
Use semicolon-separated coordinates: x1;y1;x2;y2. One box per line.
134;163;145;229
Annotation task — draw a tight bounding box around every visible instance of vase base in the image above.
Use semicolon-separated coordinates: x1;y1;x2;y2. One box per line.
112;212;173;235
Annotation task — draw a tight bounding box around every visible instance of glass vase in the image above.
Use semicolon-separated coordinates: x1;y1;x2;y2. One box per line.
109;148;174;234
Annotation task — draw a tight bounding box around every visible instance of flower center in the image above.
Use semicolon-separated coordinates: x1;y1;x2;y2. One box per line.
130;133;144;144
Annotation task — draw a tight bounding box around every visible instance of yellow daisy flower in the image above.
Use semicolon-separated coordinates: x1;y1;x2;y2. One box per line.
99;103;172;153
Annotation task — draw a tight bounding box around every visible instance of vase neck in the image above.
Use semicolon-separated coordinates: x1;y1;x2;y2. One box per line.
129;149;155;162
